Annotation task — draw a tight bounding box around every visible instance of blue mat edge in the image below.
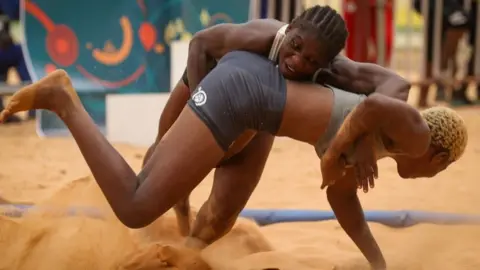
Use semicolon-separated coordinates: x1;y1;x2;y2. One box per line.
2;204;480;228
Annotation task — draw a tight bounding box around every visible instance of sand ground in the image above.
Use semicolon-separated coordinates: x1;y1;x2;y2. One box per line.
1;108;480;269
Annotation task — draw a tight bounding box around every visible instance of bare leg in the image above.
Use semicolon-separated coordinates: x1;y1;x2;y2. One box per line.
156;132;274;269
187;132;274;249
142;79;190;167
141;79;193;236
143;78;258;237
173;195;193;237
0;70;225;228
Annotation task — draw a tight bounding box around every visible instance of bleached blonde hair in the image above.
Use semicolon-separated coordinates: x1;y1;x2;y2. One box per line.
420;106;468;162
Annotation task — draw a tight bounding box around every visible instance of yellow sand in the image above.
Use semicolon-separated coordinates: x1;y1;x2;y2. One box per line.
1;108;480;269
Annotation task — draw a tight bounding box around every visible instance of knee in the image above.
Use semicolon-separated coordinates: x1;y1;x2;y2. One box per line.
191;199;238;244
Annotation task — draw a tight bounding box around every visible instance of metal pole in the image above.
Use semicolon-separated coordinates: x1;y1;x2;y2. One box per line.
432;0;443;77
405;0;414;77
249;0;260;20
295;0;303;17
421;0;430;79
281;0;290;22
376;0;386;66
267;0;276;19
475;0;480;76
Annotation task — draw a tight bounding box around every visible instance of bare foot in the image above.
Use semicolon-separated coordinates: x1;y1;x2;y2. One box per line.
0;69;81;122
158;244;211;270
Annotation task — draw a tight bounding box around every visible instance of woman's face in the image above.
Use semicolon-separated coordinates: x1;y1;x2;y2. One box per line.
395;146;452;179
277;26;332;81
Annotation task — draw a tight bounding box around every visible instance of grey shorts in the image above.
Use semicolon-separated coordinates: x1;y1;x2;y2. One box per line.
187;51;287;151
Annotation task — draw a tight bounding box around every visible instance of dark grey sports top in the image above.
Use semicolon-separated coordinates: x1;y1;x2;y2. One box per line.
314;86;390;163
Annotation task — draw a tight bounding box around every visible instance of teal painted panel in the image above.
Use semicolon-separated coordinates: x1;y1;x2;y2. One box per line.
21;0;249;136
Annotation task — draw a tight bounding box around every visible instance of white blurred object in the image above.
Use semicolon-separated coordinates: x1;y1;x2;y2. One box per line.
170;40;189;91
106;93;170;147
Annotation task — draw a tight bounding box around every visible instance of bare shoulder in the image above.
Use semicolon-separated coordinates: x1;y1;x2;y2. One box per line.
247;18;286;30
194;19;287;58
240;19;286;43
228;19;286;56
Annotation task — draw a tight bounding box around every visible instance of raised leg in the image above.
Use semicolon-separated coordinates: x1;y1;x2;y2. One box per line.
0;70;225;229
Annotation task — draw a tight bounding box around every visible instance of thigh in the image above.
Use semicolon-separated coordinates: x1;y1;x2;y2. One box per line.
222;130;257;162
143;80;190;167
138;106;225;217
209;132;275;217
155;79;191;142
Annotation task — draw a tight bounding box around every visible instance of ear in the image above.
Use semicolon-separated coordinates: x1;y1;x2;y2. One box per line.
432;151;449;165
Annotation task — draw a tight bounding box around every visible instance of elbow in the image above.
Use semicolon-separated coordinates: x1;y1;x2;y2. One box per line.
371;67;411;101
119;215;153;229
188;31;207;55
115;209;156;229
394;77;411;102
362;92;387;112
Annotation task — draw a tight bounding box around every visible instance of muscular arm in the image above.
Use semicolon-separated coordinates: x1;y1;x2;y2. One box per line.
316;54;411;101
327;169;386;269
325;93;431;160
187;19;282;90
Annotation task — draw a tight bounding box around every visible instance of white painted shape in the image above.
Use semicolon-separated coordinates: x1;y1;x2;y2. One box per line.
170;40;190;90
106;93;170;147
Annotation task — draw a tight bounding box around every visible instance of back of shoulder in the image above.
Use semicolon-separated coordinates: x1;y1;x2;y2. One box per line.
235;19;287;56
248;19;286;29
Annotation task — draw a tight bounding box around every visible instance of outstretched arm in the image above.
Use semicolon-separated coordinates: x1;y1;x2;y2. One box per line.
326;169;386;269
315;54;411;101
324;93;430;162
187;19;281;90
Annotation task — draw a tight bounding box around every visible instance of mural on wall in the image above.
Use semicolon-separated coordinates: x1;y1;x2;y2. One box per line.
21;0;249;136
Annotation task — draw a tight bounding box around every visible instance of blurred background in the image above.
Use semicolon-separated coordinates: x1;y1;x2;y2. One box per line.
0;0;478;144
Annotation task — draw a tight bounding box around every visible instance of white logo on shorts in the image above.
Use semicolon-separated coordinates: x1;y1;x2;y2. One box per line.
192;87;207;106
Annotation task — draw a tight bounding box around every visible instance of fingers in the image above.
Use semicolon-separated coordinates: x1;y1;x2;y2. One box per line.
321;179;336;190
373;162;379;179
355;163;377;193
321;180;330;190
354;163;368;192
321;182;327;190
370;162;378;189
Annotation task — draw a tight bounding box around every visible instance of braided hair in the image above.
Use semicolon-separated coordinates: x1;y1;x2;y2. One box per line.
290;5;348;62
